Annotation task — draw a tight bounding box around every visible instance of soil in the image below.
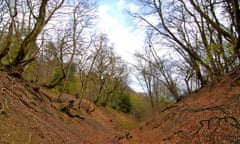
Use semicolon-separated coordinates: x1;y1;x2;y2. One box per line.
120;84;240;144
0;71;122;144
0;71;240;144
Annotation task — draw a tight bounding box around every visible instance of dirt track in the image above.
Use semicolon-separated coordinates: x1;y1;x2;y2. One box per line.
1;71;240;144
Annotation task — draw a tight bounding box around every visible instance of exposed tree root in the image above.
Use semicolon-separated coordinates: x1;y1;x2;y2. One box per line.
161;104;240;143
183;104;240;126
220;64;240;85
0;102;6;114
184;104;240;143
60;101;85;120
27;133;32;144
0;88;9;114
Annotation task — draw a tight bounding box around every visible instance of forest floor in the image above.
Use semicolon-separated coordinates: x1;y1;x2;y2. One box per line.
0;71;240;144
121;82;240;143
0;71;134;144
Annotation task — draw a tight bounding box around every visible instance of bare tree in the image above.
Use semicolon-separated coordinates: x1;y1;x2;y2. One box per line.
134;33;179;109
76;34;129;111
0;0;64;75
17;0;97;101
57;1;96;102
131;0;240;91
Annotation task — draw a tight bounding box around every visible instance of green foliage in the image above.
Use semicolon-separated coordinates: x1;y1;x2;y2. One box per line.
130;93;151;121
0;35;38;66
104;106;140;131
22;61;39;82
64;74;81;96
1;38;21;65
22;42;38;62
110;93;132;113
117;119;139;130
23;59;62;86
118;94;132;113
45;67;65;88
228;43;235;54
157;97;175;111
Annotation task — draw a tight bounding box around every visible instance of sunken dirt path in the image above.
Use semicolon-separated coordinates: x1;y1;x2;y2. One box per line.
0;71;240;144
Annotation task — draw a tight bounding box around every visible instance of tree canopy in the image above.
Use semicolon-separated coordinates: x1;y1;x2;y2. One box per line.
132;0;240;99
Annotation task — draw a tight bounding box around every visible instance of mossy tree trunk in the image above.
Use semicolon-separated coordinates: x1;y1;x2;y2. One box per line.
0;0;64;75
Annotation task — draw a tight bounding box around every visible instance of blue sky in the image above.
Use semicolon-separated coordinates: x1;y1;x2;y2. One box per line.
97;0;144;62
98;0;133;28
97;0;145;92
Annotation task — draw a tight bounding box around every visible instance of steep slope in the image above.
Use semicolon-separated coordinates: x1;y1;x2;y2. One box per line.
2;70;240;144
121;83;240;144
0;71;124;144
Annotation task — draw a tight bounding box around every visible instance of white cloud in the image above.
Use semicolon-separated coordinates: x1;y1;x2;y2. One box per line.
109;27;144;64
143;14;159;27
97;2;148;65
117;0;127;9
129;3;140;13
97;1;146;92
129;81;145;93
98;15;118;31
97;5;118;33
98;5;110;14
